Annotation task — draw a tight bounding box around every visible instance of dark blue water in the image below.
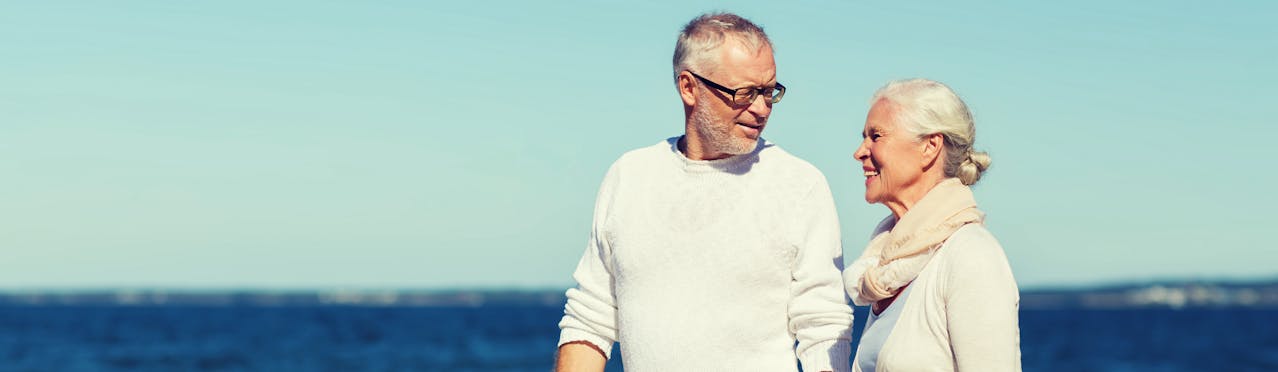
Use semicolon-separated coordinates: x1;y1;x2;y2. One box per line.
1;305;1276;371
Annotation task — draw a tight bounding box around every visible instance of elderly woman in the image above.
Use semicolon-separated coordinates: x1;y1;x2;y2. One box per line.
844;79;1020;371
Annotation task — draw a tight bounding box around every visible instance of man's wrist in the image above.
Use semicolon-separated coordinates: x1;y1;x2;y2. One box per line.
559;340;606;359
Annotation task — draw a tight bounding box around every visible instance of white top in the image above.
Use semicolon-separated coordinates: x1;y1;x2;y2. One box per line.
558;137;854;372
855;283;915;372
851;224;1021;372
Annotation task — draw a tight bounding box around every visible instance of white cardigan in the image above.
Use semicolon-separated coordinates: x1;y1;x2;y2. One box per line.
852;224;1021;371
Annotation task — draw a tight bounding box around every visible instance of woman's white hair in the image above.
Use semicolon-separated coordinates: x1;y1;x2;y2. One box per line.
672;12;771;84
872;79;991;185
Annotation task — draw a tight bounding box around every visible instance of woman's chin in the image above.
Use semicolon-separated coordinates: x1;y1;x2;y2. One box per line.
864;187;884;204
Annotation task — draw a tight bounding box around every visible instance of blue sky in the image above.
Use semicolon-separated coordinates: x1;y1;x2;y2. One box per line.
2;1;1274;290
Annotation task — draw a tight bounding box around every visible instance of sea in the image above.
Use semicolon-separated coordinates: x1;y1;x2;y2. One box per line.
1;305;1276;371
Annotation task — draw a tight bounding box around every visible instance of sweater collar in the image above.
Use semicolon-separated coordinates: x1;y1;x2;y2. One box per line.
666;136;765;174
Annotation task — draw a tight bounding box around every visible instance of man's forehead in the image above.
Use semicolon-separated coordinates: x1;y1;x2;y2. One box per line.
714;42;775;83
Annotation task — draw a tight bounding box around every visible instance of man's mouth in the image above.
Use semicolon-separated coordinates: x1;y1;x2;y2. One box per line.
863;169;879;177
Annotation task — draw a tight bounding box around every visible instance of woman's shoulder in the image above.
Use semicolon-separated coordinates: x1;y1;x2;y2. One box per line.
940;224;1005;261
934;224;1017;290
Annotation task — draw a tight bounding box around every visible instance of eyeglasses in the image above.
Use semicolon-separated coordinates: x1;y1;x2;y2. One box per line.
688;71;786;106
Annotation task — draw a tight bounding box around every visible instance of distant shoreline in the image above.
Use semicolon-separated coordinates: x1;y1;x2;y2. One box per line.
3;279;1278;310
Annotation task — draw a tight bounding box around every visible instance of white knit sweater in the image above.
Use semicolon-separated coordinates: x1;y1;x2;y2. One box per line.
559;137;854;371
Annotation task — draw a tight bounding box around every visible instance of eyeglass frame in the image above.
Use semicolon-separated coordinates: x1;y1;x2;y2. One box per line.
687;71;786;106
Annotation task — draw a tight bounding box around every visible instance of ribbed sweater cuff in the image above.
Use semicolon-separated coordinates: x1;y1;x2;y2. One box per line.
799;339;852;372
558;328;613;359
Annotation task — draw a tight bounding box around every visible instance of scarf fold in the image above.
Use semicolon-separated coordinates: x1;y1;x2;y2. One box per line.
844;178;985;306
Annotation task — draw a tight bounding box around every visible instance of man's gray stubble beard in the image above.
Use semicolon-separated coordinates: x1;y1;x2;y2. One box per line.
690;100;756;157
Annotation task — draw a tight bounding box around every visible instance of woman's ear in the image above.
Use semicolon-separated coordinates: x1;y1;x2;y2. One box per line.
921;133;944;167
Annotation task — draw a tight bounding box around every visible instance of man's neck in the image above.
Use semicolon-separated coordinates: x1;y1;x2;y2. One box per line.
678;135;731;161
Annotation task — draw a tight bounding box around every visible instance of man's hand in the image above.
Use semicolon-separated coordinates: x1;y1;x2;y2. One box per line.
555;341;607;372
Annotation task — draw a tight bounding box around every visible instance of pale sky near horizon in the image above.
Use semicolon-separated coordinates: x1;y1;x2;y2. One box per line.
3;1;1275;290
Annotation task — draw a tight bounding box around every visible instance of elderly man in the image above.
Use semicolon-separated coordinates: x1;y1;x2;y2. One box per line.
555;12;853;371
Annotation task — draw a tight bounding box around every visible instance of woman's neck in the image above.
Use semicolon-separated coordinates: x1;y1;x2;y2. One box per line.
884;174;946;219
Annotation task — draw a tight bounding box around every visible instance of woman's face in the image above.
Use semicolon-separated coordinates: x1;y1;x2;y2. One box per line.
854;99;927;206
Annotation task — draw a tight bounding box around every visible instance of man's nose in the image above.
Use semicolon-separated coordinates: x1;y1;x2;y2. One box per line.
746;93;772;118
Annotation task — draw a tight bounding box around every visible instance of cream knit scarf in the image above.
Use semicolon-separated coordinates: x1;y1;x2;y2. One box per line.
844;178;985;306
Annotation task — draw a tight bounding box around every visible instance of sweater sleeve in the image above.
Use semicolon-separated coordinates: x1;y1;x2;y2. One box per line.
556;164;620;358
943;226;1022;371
789;177;855;372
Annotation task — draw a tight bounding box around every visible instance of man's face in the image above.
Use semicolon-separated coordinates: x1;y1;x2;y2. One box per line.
687;41;776;159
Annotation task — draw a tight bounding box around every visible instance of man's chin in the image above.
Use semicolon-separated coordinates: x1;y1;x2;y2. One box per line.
726;139;758;155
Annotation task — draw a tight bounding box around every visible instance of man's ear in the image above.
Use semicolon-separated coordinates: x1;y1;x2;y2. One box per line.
921;133;944;168
678;71;697;107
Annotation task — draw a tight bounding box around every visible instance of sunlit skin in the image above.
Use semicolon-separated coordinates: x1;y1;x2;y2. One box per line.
853;98;947;219
556;341;607;372
676;40;777;160
853;98;948;315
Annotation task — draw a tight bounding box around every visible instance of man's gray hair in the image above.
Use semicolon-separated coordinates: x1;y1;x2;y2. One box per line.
672;12;772;84
872;79;992;186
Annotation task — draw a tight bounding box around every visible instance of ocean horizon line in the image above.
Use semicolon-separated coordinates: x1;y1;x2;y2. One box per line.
2;277;1278;310
2;274;1276;293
